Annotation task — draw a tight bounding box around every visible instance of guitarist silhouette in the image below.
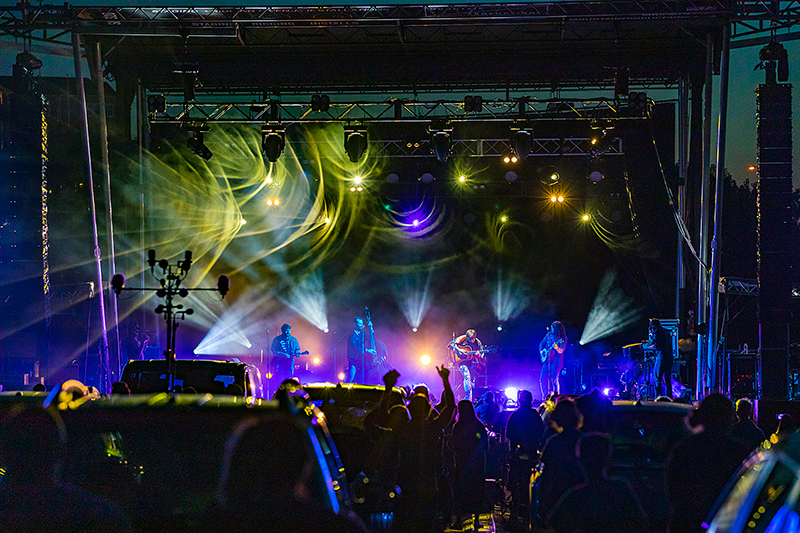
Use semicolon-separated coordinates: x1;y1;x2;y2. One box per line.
270;324;308;383
449;329;486;401
539;321;567;399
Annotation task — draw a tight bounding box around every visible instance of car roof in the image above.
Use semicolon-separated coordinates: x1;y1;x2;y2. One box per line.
124;359;251;370
611;400;695;414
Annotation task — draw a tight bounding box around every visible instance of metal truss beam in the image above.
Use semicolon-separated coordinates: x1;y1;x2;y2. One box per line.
202;137;622;158
719;277;759;295
1;2;796;48
149;97;650;124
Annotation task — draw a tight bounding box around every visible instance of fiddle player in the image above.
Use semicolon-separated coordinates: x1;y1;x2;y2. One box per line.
539;321;567;399
347;316;376;384
449;329;484;401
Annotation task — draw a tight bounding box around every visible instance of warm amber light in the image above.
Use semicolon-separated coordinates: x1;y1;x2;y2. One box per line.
420;354;431;365
550;196;558;202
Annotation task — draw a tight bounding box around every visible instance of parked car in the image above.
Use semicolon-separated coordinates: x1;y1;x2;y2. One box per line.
705;432;799;533
121;359;263;397
533;399;694;533
55;390;351;532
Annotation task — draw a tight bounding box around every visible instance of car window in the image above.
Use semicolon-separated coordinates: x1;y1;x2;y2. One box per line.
742;459;799;533
709;456;772;533
605;409;691;467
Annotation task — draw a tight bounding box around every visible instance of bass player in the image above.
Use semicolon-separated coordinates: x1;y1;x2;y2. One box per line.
449;329;486;401
539;320;567;399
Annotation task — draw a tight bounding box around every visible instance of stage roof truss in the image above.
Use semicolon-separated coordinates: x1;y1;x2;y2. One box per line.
147;97;652;124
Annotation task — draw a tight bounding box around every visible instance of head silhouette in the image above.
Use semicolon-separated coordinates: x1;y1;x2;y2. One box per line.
518;390;533;408
408;394;432;421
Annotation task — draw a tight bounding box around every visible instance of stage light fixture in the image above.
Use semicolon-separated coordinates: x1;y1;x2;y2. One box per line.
420;354;431;365
412;327;418;333
338;372;345;381
550;196;558;203
582;214;591;221
505;171;518;183
344;128;368;163
505;386;519;401
420;173;435;184
147;94;166;115
587;158;605;182
15;50;42;73
311;94;330;112
428;123;453;162
500;215;508;223
464;95;483;113
313;357;321;365
431;132;451;162
261;125;285;163
187;124;212;161
240;219;247;225
628;91;648;112
512;129;532;161
542;168;561;186
759;41;790;83
557;196;564;203
459;175;467;183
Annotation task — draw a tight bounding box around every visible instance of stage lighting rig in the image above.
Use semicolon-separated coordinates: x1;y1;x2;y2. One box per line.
111;249;231;391
344;127;368;163
428;122;453;163
187;124;212;160
261;124;285;163
511;128;533;162
757;41;789;85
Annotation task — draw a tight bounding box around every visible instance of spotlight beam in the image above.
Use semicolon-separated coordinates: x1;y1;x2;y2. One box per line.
579;269;643;345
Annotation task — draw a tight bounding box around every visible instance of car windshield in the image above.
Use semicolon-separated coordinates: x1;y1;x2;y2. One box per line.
61;406;333;531
603;408;692;468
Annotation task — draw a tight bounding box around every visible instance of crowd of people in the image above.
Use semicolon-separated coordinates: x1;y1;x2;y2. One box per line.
1;369;790;533
323;367;785;533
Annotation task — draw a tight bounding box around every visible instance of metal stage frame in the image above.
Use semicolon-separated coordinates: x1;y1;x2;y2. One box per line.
1;0;795;396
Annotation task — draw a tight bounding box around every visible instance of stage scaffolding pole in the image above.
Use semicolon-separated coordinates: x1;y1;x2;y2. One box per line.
72;31;111;393
137;80;147;335
677;76;689;320
708;23;731;394
92;40;122;381
697;32;714;401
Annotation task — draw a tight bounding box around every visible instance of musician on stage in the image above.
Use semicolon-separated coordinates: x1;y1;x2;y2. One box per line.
449;329;484;401
646;319;673;398
347;316;376;384
271;323;302;384
539;321;567;399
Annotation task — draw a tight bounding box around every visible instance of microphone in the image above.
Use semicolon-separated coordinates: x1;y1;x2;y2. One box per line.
181;250;193;272
111;273;125;295
217;274;230;298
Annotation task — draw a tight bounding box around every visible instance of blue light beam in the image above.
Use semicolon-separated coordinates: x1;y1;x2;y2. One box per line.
579;269;643;345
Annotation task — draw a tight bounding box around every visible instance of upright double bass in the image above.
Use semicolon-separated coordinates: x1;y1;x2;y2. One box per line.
363;307;391;383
